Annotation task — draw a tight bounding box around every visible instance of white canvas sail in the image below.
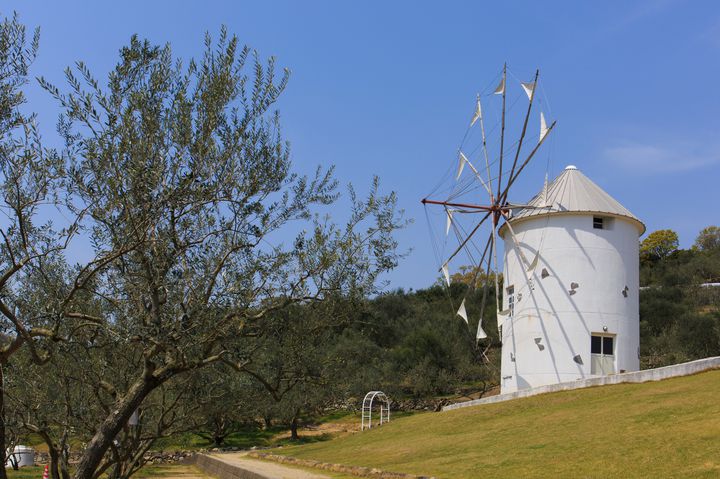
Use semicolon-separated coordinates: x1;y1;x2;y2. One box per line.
476;319;488;340
470;96;483;126
494;77;505;95
456;299;468;324
521;82;535;100
540;112;549;142
446;209;454;235
456;151;467;180
442;263;450;286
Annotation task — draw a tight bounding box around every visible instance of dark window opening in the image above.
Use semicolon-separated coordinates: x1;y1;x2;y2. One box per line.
506;285;515;316
593;216;604;229
591;334;615;355
603;336;614;355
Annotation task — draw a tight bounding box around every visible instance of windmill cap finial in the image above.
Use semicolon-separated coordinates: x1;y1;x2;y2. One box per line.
565;165;578;170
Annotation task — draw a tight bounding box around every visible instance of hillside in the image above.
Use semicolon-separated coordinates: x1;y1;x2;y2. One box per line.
278;369;720;478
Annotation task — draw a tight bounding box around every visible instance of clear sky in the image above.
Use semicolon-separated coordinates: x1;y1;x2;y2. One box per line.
7;0;720;291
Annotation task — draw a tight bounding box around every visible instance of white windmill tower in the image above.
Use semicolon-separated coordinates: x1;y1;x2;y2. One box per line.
498;165;645;393
422;65;644;394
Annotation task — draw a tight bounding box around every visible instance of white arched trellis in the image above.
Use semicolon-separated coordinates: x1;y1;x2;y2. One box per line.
361;391;390;431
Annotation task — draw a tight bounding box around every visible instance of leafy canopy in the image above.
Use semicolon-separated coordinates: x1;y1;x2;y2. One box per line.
640;229;679;261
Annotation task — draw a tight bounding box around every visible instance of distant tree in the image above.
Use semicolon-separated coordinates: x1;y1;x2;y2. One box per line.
640;229;679;262
232;300;349;441
190;364;266;447
449;265;501;289
10;360;73;479
693;226;720;252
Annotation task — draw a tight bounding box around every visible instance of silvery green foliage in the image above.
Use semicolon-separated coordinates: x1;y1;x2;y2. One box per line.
0;12;72;366
37;28;405;479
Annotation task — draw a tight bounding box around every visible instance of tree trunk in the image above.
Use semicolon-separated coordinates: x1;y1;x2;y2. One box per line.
0;363;7;479
60;455;71;479
47;442;60;479
60;430;71;479
73;376;158;479
212;416;226;447
290;414;299;441
38;431;60;479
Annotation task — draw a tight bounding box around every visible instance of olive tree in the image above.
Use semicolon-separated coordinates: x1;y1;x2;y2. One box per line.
39;29;403;479
0;12;88;479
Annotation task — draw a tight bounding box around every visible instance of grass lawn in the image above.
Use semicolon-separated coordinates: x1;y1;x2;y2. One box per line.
6;466;44;479
276;369;720;478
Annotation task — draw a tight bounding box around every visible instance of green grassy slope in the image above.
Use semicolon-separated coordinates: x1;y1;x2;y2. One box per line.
279;370;720;478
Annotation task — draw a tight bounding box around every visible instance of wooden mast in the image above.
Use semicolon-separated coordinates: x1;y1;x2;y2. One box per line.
496;63;507;206
503;69;539;204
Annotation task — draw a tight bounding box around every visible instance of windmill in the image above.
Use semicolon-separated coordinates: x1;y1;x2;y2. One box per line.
424;66;645;394
422;64;556;345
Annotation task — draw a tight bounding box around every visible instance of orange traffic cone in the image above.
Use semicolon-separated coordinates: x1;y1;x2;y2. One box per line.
42;464;49;479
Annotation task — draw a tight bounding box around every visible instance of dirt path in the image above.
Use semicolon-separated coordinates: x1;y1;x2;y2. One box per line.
204;452;331;478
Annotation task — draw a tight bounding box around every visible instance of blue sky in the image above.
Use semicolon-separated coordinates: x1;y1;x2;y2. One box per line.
8;0;720;291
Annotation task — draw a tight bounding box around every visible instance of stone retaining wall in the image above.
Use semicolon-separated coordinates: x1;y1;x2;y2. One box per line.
191;453;265;479
443;356;720;411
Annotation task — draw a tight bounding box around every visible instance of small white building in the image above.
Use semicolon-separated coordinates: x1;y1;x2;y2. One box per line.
498;165;645;393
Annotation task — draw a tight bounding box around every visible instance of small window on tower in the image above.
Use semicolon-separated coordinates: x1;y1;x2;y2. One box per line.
603;336;614;354
506;285;515;316
593;217;604;229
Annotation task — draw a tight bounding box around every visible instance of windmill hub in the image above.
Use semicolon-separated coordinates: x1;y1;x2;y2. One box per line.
422;64;556;349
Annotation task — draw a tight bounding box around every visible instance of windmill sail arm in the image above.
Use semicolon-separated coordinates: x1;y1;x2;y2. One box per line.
496;64;507;201
461;154;493;196
444;211;492;265
506;70;539;195
504;219;532;270
499;120;557;205
476;235;493;340
491;221;502;331
421;198;494;211
468;233;494;289
506;203;553;209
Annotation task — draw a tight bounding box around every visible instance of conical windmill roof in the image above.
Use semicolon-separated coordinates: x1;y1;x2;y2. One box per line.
506;165;645;234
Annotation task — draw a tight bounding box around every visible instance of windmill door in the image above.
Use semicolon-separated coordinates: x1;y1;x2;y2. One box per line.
590;334;615;375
